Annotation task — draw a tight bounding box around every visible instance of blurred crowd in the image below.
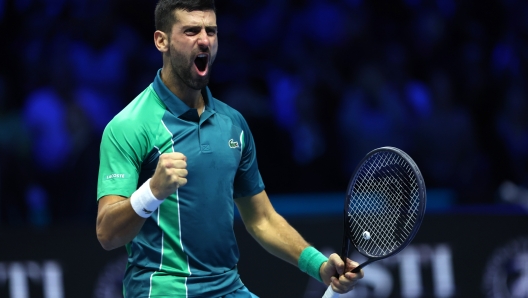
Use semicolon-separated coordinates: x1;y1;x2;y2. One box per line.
0;0;527;226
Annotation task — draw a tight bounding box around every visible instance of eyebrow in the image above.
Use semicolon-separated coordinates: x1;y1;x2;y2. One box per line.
181;25;218;31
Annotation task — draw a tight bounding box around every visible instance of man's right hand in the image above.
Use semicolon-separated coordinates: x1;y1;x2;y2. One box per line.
150;152;188;200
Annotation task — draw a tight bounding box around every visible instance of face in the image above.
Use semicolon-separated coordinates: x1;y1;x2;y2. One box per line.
167;9;218;90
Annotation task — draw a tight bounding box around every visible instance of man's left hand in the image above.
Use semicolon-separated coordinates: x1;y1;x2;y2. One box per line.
320;253;364;293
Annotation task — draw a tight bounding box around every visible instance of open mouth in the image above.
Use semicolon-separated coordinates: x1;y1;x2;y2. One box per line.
194;54;209;75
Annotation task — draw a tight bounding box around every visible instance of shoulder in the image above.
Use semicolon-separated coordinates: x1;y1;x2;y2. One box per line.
103;85;165;141
211;97;248;128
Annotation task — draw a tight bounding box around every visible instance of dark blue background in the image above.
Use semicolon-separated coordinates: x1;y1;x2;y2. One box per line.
1;0;528;227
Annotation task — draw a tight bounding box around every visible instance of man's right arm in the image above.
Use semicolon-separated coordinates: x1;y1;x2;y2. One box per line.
96;152;188;251
96;195;148;251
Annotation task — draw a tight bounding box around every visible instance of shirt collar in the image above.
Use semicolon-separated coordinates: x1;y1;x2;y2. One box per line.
152;68;215;117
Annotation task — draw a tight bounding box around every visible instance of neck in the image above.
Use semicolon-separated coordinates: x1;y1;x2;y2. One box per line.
160;67;204;111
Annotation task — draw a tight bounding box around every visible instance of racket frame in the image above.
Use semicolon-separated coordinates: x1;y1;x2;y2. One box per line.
341;146;427;273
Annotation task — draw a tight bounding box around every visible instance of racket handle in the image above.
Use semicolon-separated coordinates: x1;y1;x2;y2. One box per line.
322;286;340;298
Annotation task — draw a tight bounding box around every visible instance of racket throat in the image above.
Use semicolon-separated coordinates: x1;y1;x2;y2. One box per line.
339;226;350;277
351;259;372;273
340;233;349;264
339;236;369;274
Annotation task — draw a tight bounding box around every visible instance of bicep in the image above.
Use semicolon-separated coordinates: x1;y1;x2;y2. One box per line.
98;195;127;213
96;194;147;250
97;195;128;224
235;190;276;228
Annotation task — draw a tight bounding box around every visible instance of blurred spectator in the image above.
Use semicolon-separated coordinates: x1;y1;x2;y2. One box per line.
411;71;485;204
496;83;528;187
0;75;32;226
23;88;72;172
337;63;411;177
266;68;325;165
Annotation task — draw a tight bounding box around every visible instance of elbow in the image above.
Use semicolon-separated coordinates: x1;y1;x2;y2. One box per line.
97;231;112;251
244;225;257;238
96;211;120;251
97;226;118;251
244;219;268;239
98;237;115;251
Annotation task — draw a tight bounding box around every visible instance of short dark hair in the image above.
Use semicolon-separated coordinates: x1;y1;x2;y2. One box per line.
155;0;216;33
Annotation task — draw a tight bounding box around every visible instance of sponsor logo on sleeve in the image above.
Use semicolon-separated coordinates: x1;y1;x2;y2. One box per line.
104;174;130;180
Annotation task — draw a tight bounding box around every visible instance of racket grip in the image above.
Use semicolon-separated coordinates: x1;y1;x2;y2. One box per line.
322;286;340;298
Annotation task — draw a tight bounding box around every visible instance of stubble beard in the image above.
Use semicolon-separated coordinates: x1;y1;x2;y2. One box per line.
169;43;211;91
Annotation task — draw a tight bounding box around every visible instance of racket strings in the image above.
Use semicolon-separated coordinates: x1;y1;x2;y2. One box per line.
347;152;421;257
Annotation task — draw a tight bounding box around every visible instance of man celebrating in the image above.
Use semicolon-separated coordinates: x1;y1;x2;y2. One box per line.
96;0;363;296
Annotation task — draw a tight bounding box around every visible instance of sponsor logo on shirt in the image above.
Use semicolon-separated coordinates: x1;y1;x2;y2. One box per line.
228;139;239;149
104;174;129;180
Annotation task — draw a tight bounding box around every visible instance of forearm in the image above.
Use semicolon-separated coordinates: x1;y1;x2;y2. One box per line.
96;197;147;250
246;211;310;266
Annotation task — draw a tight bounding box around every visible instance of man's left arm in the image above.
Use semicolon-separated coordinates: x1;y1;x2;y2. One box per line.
235;190;363;293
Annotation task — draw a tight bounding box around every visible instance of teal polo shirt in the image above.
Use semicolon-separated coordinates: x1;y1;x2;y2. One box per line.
97;69;265;297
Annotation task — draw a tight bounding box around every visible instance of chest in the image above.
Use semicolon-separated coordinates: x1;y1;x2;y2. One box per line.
140;112;243;182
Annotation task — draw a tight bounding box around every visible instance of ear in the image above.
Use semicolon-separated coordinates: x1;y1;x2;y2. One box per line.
154;30;169;53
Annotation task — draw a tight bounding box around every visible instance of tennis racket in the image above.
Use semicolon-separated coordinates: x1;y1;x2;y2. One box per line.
323;146;426;298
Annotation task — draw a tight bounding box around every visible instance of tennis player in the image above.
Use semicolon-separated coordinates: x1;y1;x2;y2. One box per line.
95;0;363;297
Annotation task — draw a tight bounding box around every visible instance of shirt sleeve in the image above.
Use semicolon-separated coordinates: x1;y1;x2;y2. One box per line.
97;118;145;200
233;115;265;199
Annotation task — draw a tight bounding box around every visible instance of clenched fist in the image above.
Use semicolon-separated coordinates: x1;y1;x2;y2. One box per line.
149;152;188;200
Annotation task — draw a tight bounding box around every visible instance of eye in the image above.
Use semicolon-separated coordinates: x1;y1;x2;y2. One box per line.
185;28;201;35
206;28;217;36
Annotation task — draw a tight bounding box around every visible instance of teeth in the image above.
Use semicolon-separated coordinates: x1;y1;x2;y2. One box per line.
197;54;207;58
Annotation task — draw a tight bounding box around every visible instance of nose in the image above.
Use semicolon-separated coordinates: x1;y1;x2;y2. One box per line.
197;30;210;49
